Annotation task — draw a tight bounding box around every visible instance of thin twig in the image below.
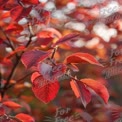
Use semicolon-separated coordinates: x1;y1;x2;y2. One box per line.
6;72;33;89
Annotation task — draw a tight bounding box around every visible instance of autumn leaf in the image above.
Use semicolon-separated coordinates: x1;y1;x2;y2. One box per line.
52;33;80;47
64;52;103;67
10;5;32;21
3;101;21;109
21;0;39;4
0;106;5;116
21;50;51;68
16;113;35;122
70;80;91;107
31;72;60;103
80;79;109;104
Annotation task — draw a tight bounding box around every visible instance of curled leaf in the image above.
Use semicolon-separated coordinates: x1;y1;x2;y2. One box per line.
65;52;103;67
52;33;80;47
70;80;91;107
80;79;109;104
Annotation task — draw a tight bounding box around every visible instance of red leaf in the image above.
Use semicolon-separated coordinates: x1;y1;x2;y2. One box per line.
70;80;91;107
10;5;32;21
21;0;39;4
6;23;23;34
37;31;53;38
32;73;60;103
80;79;109;104
16;113;35;122
65;52;103;67
3;101;21;109
21;50;51;68
0;38;3;44
36;37;53;46
0;106;5;116
52;33;80;47
0;0;9;6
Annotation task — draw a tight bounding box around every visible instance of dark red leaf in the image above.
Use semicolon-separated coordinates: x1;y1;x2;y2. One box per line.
36;37;53;46
21;50;51;69
16;113;35;122
3;101;21;109
0;106;5;116
70;80;91;107
52;33;80;47
0;0;9;6
31;73;60;103
65;52;103;67
0;38;3;44
81;79;109;104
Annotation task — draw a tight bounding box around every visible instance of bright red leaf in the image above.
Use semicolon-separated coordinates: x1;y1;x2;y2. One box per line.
31;73;60;103
65;52;103;67
70;80;91;107
80;79;109;104
10;5;32;21
16;113;35;122
21;0;38;4
21;50;51;69
3;101;21;109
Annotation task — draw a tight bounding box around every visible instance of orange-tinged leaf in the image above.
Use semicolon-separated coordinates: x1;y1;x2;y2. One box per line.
70;80;80;98
80;79;109;103
3;101;21;109
16;113;35;122
70;80;91;107
65;52;103;67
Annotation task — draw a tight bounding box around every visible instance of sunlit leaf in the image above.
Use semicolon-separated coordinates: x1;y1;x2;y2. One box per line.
80;79;109;103
3;101;21;109
70;80;91;107
16;113;35;122
65;52;103;67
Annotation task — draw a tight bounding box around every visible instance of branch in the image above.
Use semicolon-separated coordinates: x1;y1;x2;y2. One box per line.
3;23;34;92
